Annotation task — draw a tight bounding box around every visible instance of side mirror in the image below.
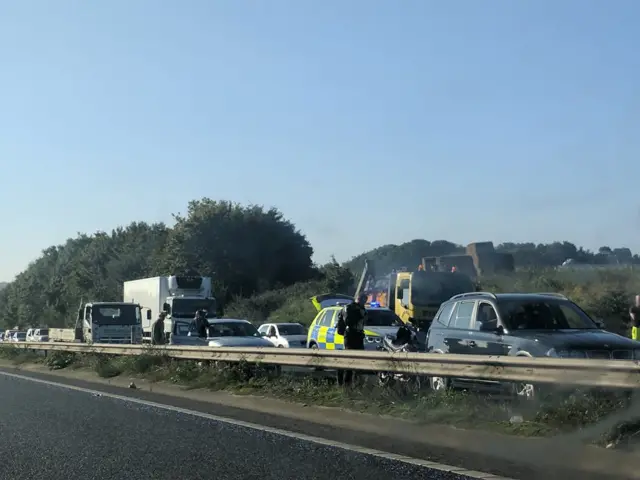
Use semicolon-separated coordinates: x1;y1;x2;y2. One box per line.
595;318;605;329
146;310;152;320
163;303;171;314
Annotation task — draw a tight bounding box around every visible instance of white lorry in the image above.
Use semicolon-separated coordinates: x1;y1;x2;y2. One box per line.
123;275;217;343
50;302;147;344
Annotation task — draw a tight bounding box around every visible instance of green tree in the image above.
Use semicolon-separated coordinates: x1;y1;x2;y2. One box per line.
320;256;355;294
0;222;169;329
155;199;316;304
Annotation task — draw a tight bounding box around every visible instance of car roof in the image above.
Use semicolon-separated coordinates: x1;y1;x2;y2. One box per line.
322;305;394;312
207;318;251;324
271;322;303;326
90;302;137;306
445;292;569;303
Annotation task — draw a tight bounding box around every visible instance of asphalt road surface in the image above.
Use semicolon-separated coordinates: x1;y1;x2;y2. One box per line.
0;372;489;480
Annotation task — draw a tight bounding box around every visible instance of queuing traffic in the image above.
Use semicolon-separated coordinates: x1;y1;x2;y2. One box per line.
4;268;640;396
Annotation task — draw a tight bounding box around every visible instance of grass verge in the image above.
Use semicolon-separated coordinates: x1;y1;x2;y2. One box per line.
2;345;639;447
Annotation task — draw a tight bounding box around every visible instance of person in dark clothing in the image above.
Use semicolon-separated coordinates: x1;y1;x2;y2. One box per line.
193;309;209;338
152;312;166;345
630;295;640;340
336;294;368;387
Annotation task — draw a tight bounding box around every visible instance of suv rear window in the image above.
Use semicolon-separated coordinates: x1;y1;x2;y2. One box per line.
434;302;456;326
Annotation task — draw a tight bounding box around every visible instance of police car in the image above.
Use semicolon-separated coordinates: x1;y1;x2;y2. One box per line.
307;294;403;351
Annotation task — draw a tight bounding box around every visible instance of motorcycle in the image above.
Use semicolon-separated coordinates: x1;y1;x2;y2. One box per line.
376;322;425;392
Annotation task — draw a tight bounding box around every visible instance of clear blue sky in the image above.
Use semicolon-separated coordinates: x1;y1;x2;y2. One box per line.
1;1;639;281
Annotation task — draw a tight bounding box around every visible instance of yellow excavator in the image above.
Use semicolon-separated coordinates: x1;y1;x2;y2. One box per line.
357;260;475;329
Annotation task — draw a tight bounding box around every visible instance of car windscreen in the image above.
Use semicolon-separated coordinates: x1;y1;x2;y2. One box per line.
366;309;402;327
498;299;598;330
208;322;261;338
277;324;306;335
92;305;140;325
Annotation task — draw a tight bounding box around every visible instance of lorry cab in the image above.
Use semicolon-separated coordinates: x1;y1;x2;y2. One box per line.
77;302;146;344
26;328;49;342
124;275;217;343
392;270;475;329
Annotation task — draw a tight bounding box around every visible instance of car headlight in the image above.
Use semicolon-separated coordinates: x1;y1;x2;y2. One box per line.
365;335;381;344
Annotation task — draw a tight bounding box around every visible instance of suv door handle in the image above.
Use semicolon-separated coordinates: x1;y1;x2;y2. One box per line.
468;340;477;347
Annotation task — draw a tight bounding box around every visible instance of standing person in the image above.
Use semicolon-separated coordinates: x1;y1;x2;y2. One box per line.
152;312;166;345
336;294;368;387
630;295;640;340
195;309;209;338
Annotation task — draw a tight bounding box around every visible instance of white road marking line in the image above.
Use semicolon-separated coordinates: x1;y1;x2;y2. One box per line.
0;370;514;480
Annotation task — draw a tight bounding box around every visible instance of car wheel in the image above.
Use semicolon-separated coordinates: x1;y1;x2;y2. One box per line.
429;376;450;392
378;372;392;388
277;345;285;348
513;382;536;400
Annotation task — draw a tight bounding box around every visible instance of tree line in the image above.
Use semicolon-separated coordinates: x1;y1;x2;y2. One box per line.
343;239;638;277
0;198;636;330
0;199;317;329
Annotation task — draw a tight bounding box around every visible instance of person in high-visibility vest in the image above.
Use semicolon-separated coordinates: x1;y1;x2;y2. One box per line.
630;295;640;340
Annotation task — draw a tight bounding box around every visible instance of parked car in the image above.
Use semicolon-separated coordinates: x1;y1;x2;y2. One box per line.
207;319;274;348
11;332;27;342
258;323;307;348
306;294;404;351
426;291;640;398
4;330;18;343
169;318;274;348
